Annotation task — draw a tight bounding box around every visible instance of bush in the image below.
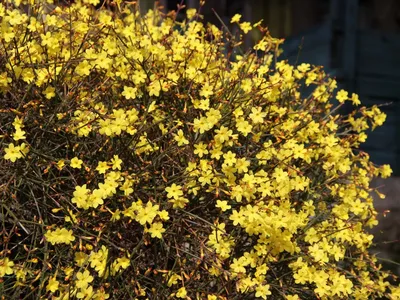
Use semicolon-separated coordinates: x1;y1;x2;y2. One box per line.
0;1;399;299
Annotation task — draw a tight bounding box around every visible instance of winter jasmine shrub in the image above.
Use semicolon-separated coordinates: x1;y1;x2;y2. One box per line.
0;0;399;299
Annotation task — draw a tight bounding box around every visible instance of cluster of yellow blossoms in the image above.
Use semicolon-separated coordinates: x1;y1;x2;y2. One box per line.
0;0;399;299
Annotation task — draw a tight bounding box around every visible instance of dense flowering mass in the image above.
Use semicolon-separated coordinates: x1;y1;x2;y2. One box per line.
0;0;399;299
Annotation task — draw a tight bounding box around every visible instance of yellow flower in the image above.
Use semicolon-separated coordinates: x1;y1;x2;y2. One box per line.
4;143;24;162
94;289;110;299
231;13;242;23
158;210;170;221
132;70;147;85
216;200;231;212
136;202;159;225
65;208;78;224
176;287;187;298
88;246;108;277
255;284;272;299
336;89;348;103
15;267;27;282
75;252;89;267
373;110;386;127
64;266;74;280
43;86;56;99
122;86;137;99
239;22;252;34
186;8;197;19
76;60;91;76
12;116;24;128
46;277;59;293
76;285;94;299
235;117;252;136
194;142;208;158
351;93;361;105
56;159;65;170
111;155;122;170
96;161;110;174
70;157;83;169
148;80;161;97
165;183;183;199
148;101;157;113
147;222;165;239
249;106;266;124
223;151;236;166
380;164;392;178
0;257;14;277
115;256;130;270
75;270;94;289
120;178;134;196
165;272;182;287
210;145;223;160
72;184;90;209
193;116;213;133
297;63;310;73
200;83;213;98
214;126;232;143
12;128;26;141
174;129;189;146
169;196;189;209
45;228;75;245
235;157;250;174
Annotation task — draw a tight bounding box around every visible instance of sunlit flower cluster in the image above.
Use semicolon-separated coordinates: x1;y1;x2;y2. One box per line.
0;0;398;299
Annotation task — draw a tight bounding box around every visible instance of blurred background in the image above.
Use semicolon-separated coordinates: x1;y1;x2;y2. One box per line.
140;0;400;276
